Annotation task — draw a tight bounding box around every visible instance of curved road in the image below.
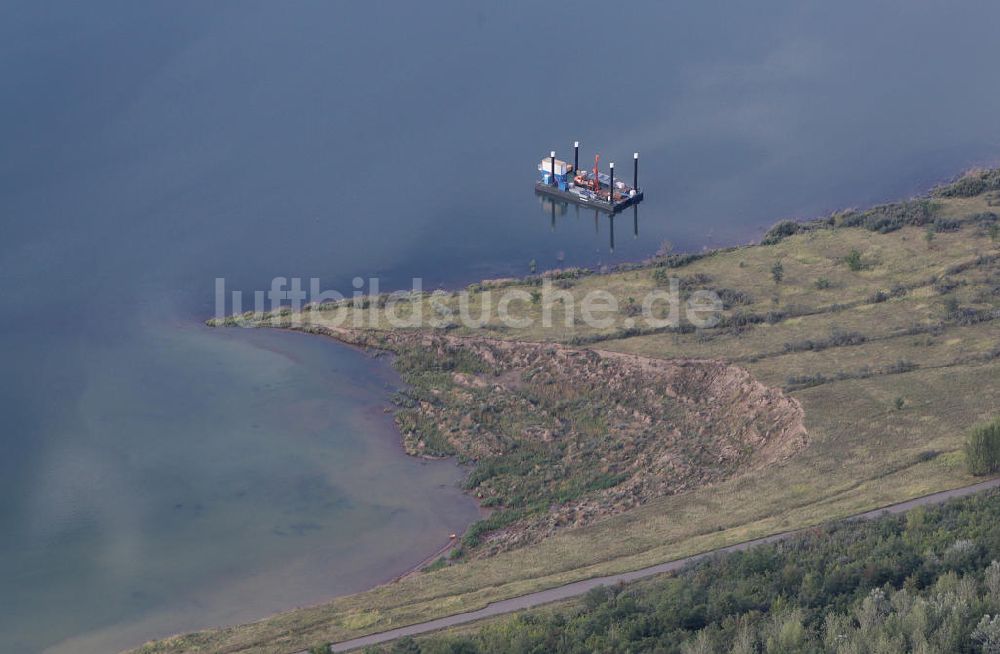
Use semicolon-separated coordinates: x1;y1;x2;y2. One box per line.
328;478;1000;652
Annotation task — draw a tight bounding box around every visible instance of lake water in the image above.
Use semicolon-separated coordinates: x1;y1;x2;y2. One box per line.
2;1;1000;652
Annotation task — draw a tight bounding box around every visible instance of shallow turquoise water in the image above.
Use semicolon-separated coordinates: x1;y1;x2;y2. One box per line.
3;319;478;653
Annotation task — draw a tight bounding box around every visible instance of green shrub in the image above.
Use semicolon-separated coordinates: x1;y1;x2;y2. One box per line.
762;220;801;245
838;200;935;233
844;249;864;271
676;272;713;290
771;261;784;283
715;288;754;308
933;217;962;232
869;289;889;303
935;170;1000;197
966;417;1000;476
783;329;867;353
621;297;641;316
884;358;917;374
652;252;705;270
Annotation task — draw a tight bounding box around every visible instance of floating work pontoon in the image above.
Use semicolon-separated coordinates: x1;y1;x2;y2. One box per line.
534;141;644;213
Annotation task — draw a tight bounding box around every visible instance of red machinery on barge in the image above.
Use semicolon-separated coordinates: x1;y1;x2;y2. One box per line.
535;141;644;213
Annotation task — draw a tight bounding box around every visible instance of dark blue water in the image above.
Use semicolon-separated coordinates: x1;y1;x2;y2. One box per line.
3;1;1000;651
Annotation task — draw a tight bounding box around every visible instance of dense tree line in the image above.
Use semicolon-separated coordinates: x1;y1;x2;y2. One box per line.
967;418;1000;476
359;490;1000;653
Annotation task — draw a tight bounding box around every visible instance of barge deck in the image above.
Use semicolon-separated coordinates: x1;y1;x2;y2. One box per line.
534;182;643;214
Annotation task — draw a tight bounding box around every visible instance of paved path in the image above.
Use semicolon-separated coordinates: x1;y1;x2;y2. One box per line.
328;478;1000;652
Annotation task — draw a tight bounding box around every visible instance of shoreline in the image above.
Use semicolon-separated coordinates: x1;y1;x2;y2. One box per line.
218;166;991;329
148;166;1000;653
